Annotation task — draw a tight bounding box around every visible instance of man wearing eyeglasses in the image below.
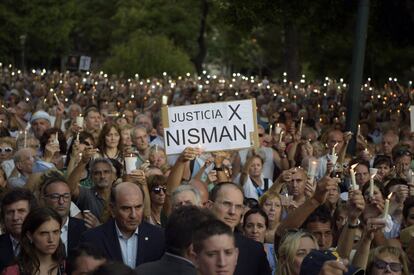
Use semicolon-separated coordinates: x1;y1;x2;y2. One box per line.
40;170;87;256
207;182;271;275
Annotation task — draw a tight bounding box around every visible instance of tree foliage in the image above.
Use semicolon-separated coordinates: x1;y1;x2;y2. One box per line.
103;31;194;78
0;0;412;80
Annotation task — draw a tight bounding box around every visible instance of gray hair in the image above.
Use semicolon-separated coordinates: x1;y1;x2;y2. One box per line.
89;157;116;175
131;125;148;140
171;185;201;207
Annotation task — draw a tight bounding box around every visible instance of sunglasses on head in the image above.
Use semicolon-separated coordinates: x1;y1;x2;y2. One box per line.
373;259;403;272
0;147;12;153
152;186;167;194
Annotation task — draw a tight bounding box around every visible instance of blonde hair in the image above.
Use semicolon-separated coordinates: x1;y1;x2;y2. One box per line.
276;231;318;275
239;153;264;186
259;191;281;208
367;246;409;275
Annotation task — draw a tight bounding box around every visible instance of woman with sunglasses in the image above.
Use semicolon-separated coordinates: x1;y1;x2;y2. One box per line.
243;208;277;275
2;207;66;275
0;137;15;164
146;175;168;227
366;246;409;275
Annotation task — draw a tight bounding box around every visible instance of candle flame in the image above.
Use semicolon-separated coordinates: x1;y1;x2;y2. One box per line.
350;163;358;170
387;192;393;199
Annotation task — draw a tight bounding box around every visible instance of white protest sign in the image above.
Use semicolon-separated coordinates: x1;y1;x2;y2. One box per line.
79;56;91;71
162;99;259;155
411;105;414;132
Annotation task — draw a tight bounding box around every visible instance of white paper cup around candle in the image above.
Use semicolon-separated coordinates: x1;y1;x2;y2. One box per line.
76;116;84;128
275;126;282;134
162;95;168;105
125;156;137;174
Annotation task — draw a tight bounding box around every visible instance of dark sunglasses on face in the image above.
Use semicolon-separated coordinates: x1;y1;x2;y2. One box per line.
0;147;12;153
152;186;167;194
373;259;403;272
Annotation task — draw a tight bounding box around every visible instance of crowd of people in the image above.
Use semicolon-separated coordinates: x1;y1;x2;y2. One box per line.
0;65;413;275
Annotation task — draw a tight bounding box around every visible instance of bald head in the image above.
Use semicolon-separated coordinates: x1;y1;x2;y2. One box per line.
110;182;144;205
110;182;144;237
382;131;399;156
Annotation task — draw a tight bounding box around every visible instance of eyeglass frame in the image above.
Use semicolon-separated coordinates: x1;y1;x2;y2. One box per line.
151;186;167;194
373;259;403;272
44;193;71;202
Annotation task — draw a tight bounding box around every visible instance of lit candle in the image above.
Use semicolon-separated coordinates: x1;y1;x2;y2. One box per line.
299;117;303;133
55;132;59;144
383;192;393;218
155;144;158;153
350;163;359;190
76;132;80;142
369;174;375;197
76;115;84;128
279;131;284;143
269;124;273;135
332;142;338;156
357;124;361;136
308;160;318;183
53;93;61;105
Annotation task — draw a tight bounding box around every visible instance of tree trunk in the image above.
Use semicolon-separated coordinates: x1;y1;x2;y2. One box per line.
282;21;300;81
192;0;209;75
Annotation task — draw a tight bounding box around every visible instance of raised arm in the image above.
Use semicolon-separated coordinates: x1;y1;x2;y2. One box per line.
67;148;96;199
336;189;365;259
166;147;199;194
276;176;339;237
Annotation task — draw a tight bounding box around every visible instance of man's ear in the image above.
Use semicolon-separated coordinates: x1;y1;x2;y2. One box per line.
187;244;198;267
205;200;213;209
